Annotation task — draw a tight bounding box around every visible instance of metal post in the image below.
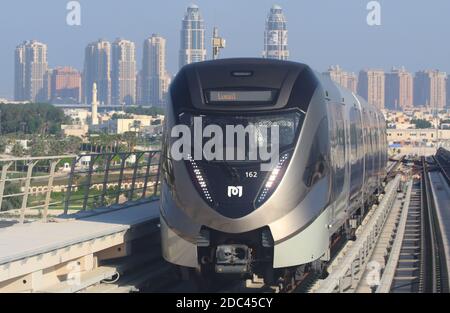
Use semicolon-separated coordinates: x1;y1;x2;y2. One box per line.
64;156;78;214
351;261;356;287
115;154;128;204
42;160;58;222
82;155;98;211
153;153;161;197
141;152;154;199
100;154;113;207
129;152;142;201
0;161;13;211
20;160;38;224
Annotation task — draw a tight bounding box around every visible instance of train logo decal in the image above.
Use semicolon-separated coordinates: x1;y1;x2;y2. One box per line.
227;186;243;198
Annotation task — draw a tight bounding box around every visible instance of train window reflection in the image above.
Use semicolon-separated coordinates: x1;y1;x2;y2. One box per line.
180;111;304;162
303;117;329;188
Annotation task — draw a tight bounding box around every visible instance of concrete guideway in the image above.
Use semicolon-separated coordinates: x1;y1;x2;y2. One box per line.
376;181;413;293
0;200;160;292
428;171;450;288
377;158;450;293
356;182;412;293
310;175;402;293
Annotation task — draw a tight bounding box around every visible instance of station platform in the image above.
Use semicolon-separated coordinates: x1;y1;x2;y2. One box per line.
0;200;160;292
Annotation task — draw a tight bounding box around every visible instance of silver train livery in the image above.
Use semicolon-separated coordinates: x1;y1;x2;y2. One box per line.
160;58;387;283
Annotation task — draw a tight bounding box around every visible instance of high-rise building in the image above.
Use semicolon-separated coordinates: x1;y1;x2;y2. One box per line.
179;4;206;69
414;70;447;109
83;39;111;105
14;40;49;102
324;65;357;93
14;44;26;101
111;39;137;106
263;5;289;60
385;67;413;110
50;67;82;103
357;69;385;110
447;77;450;108
142;34;171;107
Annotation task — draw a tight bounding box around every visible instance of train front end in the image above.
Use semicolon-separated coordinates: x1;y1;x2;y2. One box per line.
160;58;331;281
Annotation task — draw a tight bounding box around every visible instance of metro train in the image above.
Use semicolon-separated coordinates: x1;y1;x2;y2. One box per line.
159;58;387;284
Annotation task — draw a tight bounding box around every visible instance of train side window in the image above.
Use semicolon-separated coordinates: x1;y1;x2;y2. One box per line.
349;108;358;164
303;117;329;188
356;111;364;159
363;110;372;176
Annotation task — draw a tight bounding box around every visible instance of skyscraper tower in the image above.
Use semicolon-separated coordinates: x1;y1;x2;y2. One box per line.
83;39;111;105
14;44;26;101
385;67;413;110
263;5;289;60
14;40;49;102
179;4;207;69
50;67;82;104
357;69;385;110
447;76;450;108
111;39;137;106
324;65;358;93
142;34;171;107
414;70;447;109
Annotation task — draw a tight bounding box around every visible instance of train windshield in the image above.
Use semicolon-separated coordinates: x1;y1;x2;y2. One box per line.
179;110;304;162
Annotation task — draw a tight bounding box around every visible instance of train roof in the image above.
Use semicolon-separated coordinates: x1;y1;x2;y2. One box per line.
171;58;319;113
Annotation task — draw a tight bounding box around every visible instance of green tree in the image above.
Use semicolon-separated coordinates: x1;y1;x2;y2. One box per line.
1;183;21;211
124;106;164;116
29;138;47;156
63;136;82;154
411;119;432;129
0;137;8;153
131;120;142;133
122;131;137;152
0;103;69;135
11;142;25;157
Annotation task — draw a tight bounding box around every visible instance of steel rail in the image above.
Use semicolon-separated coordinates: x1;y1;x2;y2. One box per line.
376;180;413;293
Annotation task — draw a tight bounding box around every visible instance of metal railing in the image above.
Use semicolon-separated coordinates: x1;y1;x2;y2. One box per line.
0;151;161;223
435;147;450;186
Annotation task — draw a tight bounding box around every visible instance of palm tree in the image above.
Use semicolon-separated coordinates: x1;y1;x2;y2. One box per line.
131;120;141;133
122;131;137;152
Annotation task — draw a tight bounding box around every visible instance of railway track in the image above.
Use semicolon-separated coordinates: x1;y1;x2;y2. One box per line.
389;180;421;292
389;157;448;293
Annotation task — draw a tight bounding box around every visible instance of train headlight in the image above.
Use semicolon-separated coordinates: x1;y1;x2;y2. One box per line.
256;152;291;205
186;154;214;204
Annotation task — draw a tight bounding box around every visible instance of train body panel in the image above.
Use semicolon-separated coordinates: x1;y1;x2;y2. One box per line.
160;58;387;276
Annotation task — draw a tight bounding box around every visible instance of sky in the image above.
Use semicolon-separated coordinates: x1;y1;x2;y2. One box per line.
0;0;449;98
